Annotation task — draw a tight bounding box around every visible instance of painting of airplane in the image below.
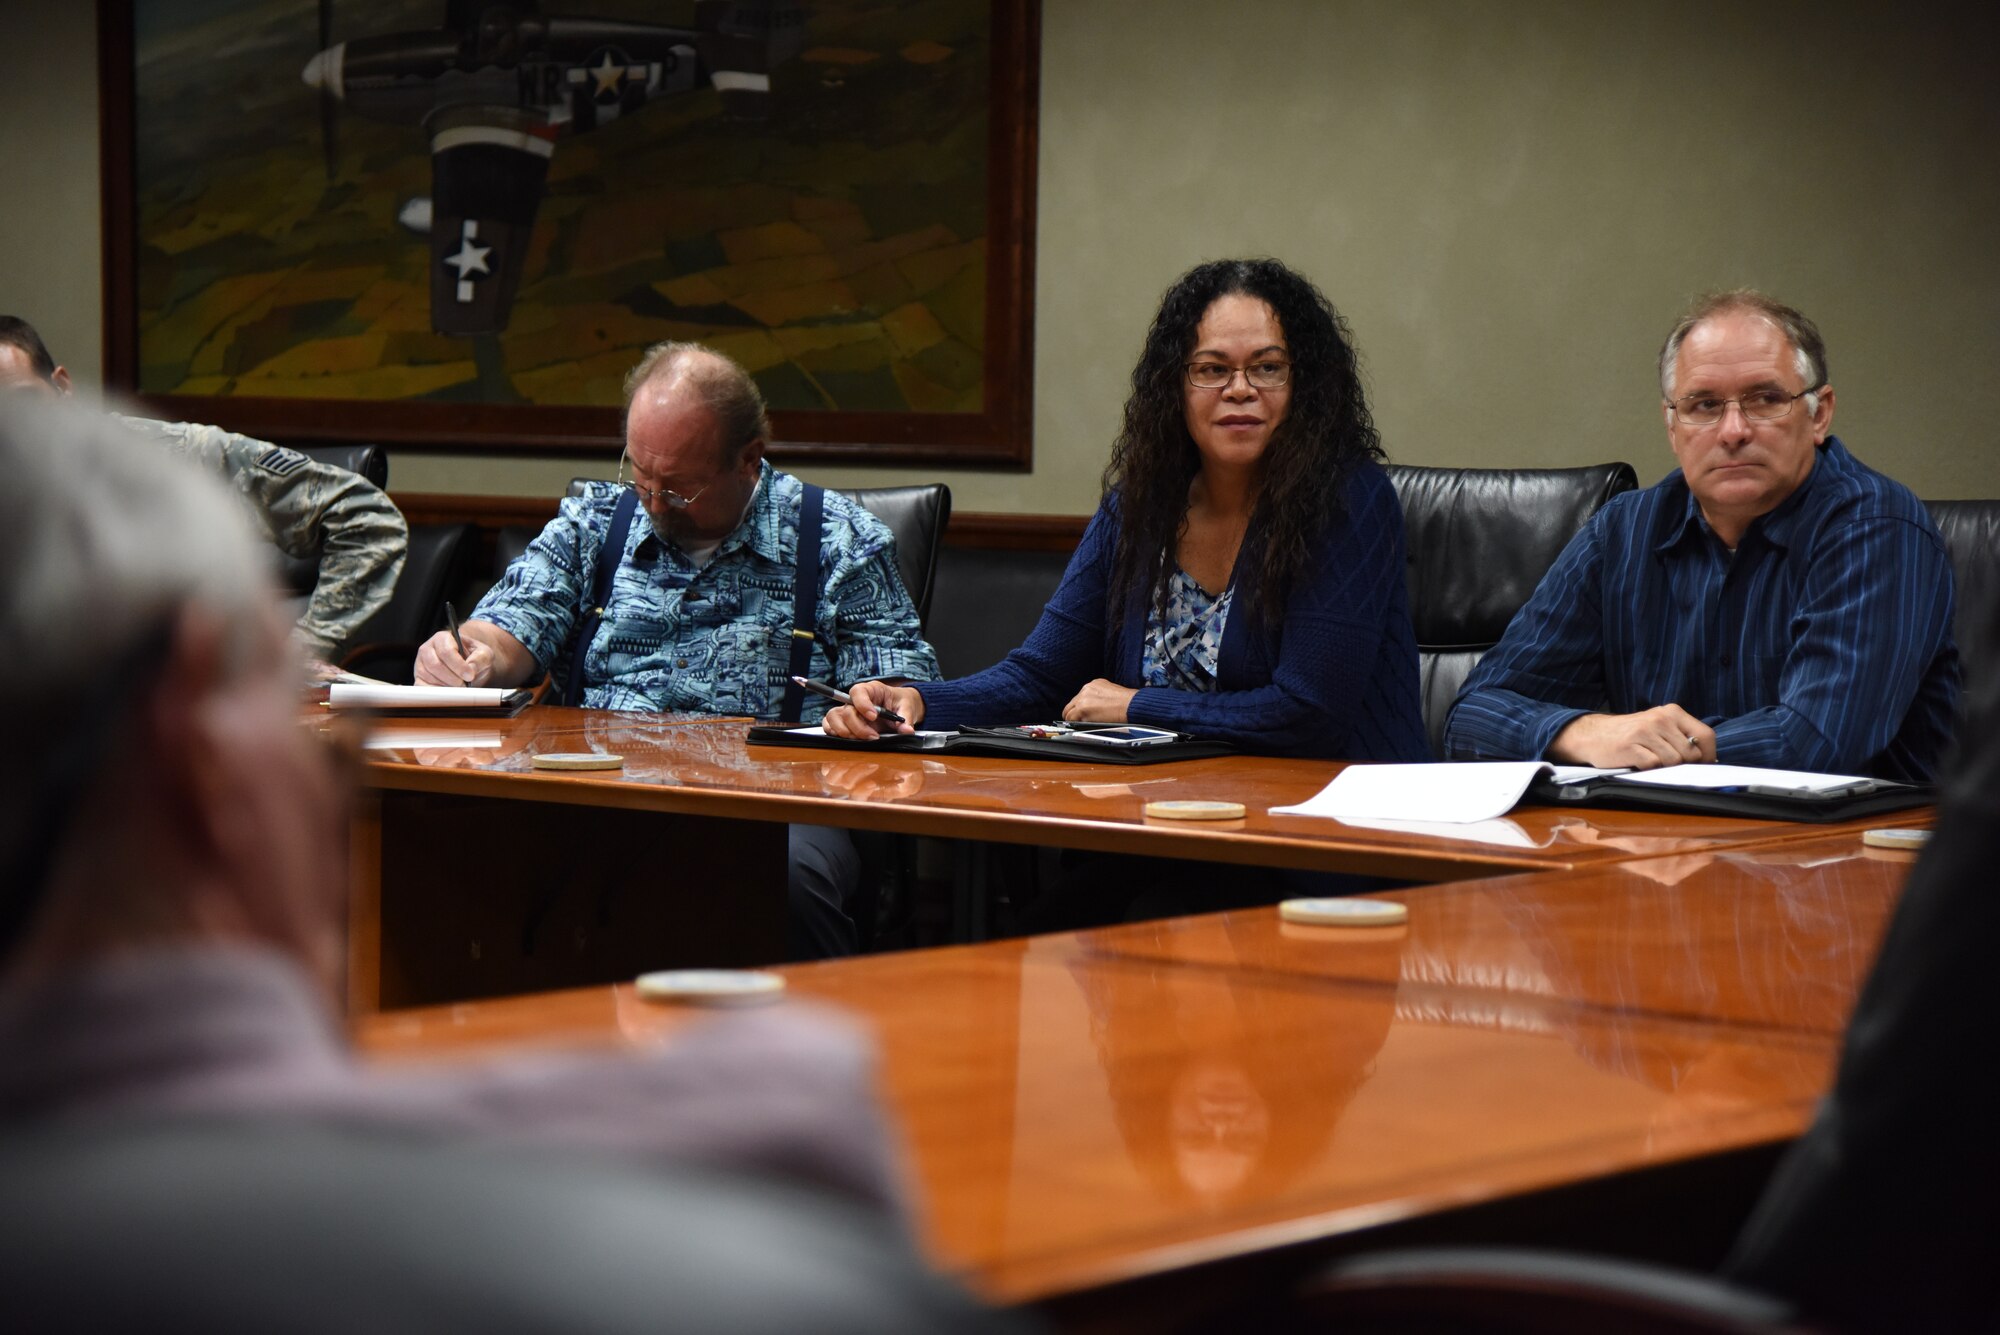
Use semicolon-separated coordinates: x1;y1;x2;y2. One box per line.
302;1;806;335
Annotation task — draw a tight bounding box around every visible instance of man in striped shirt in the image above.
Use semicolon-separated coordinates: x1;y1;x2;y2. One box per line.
1446;291;1958;780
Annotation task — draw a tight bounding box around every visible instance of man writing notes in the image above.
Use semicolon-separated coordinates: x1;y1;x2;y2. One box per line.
415;342;939;957
1447;292;1958;779
0;315;407;665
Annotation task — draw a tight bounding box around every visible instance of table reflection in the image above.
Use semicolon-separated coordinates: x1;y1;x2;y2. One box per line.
1069;917;1403;1207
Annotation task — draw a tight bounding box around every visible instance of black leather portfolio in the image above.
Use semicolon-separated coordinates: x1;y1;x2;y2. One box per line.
1526;772;1933;823
745;724;1234;766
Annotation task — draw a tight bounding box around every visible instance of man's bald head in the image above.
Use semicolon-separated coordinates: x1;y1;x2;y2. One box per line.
623;342;768;469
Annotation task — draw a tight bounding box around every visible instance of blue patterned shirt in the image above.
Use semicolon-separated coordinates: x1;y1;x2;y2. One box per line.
1143;567;1233;692
1445;437;1959;781
473;463;939;718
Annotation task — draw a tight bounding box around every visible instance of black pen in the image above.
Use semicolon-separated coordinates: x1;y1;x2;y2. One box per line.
445;601;467;659
791;675;906;726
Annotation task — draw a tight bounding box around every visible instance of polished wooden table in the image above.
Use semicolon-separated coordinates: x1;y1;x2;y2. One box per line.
344;706;1929;1009
355;830;1920;1327
353;706;1924;881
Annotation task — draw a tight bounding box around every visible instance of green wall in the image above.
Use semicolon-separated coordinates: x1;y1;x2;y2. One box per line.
6;2;1994;508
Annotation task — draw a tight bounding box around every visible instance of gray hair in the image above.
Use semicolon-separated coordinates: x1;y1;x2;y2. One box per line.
1659;290;1828;417
0;399;267;726
622;342;770;465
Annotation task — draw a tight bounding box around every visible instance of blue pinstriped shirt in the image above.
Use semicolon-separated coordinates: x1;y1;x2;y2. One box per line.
1445;437;1959;781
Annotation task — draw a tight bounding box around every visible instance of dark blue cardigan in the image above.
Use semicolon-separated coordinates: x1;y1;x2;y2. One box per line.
917;462;1429;760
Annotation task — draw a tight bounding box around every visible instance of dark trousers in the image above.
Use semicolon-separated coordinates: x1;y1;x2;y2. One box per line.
788;824;860;959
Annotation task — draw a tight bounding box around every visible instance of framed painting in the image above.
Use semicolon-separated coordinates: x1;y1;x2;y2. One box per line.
98;0;1038;467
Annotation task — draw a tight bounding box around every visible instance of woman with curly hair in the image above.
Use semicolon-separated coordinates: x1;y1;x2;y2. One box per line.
827;257;1426;763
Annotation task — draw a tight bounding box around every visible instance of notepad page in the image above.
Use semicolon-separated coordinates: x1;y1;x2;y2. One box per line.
1272;762;1577;824
1334;815;1556;848
1611;764;1873;791
329;684;520;708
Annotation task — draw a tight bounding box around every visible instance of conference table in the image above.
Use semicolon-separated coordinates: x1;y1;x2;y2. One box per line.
355;827;1921;1329
345;705;1930;1009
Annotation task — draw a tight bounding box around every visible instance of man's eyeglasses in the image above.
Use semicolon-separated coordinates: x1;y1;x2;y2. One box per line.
1186;360;1291;391
1669;386;1821;426
616;451;708;510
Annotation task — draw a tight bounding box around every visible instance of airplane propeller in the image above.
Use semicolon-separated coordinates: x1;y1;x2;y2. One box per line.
315;0;338;181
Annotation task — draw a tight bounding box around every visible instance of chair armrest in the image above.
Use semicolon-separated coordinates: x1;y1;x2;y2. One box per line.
1298;1247;1820;1334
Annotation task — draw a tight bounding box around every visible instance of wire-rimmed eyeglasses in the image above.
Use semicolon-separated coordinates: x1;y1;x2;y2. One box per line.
1185;360;1292;391
1668;385;1821;426
616;450;709;510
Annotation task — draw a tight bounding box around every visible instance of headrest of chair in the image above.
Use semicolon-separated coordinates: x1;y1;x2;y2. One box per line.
1926;500;2000;595
1386;463;1639;649
296;443;388;490
1926;499;2000;691
839;485;951;627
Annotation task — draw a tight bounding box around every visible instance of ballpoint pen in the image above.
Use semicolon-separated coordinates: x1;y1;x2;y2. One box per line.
445;601;467;659
790;675;907;726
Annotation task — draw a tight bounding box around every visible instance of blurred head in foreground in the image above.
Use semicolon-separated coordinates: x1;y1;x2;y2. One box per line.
0;397;348;996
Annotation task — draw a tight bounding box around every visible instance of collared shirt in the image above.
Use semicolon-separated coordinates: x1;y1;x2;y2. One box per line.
114;415;408;659
1446;437;1959;781
473;462;938;718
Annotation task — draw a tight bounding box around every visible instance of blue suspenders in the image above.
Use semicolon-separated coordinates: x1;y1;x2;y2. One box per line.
561;487;639;708
778;483;825;724
563;482;825;722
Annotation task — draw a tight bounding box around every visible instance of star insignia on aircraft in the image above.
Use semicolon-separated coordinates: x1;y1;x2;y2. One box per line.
589;51;625;99
445;235;492;279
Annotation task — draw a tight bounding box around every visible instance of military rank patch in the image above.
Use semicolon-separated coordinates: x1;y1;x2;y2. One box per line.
255;447;308;477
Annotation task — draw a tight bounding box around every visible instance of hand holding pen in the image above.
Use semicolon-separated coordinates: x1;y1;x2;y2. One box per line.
413;602;498;687
800;676;926;739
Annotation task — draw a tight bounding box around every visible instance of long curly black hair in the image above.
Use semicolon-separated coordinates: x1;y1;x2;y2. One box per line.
1103;258;1383;628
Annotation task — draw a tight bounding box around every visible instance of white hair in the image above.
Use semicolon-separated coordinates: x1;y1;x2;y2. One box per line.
0;398;267;708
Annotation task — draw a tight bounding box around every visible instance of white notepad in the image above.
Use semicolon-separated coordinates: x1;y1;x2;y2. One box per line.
1271;762;1619;824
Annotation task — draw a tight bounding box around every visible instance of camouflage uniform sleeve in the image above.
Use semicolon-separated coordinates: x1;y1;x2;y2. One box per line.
819;497;941;686
126;419;409;660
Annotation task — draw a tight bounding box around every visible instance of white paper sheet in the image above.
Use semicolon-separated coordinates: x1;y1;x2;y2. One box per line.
329;683;519;709
1334;815;1556;848
1270;762;1584;824
1610;764;1873;792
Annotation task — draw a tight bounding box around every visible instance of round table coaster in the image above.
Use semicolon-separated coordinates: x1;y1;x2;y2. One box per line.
532;752;624;771
635;969;786;1005
1278;898;1410;927
1860;827;1930;851
1143;799;1247;820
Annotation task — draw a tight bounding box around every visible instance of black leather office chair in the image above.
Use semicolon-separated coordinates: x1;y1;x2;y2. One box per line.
925;545;1074;677
841;484;951;630
296;441;389;490
339;522;480;682
1924;499;2000;693
1385;463;1641;757
0;1122;1023;1334
1295;1248;1812;1333
561;478;952;630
